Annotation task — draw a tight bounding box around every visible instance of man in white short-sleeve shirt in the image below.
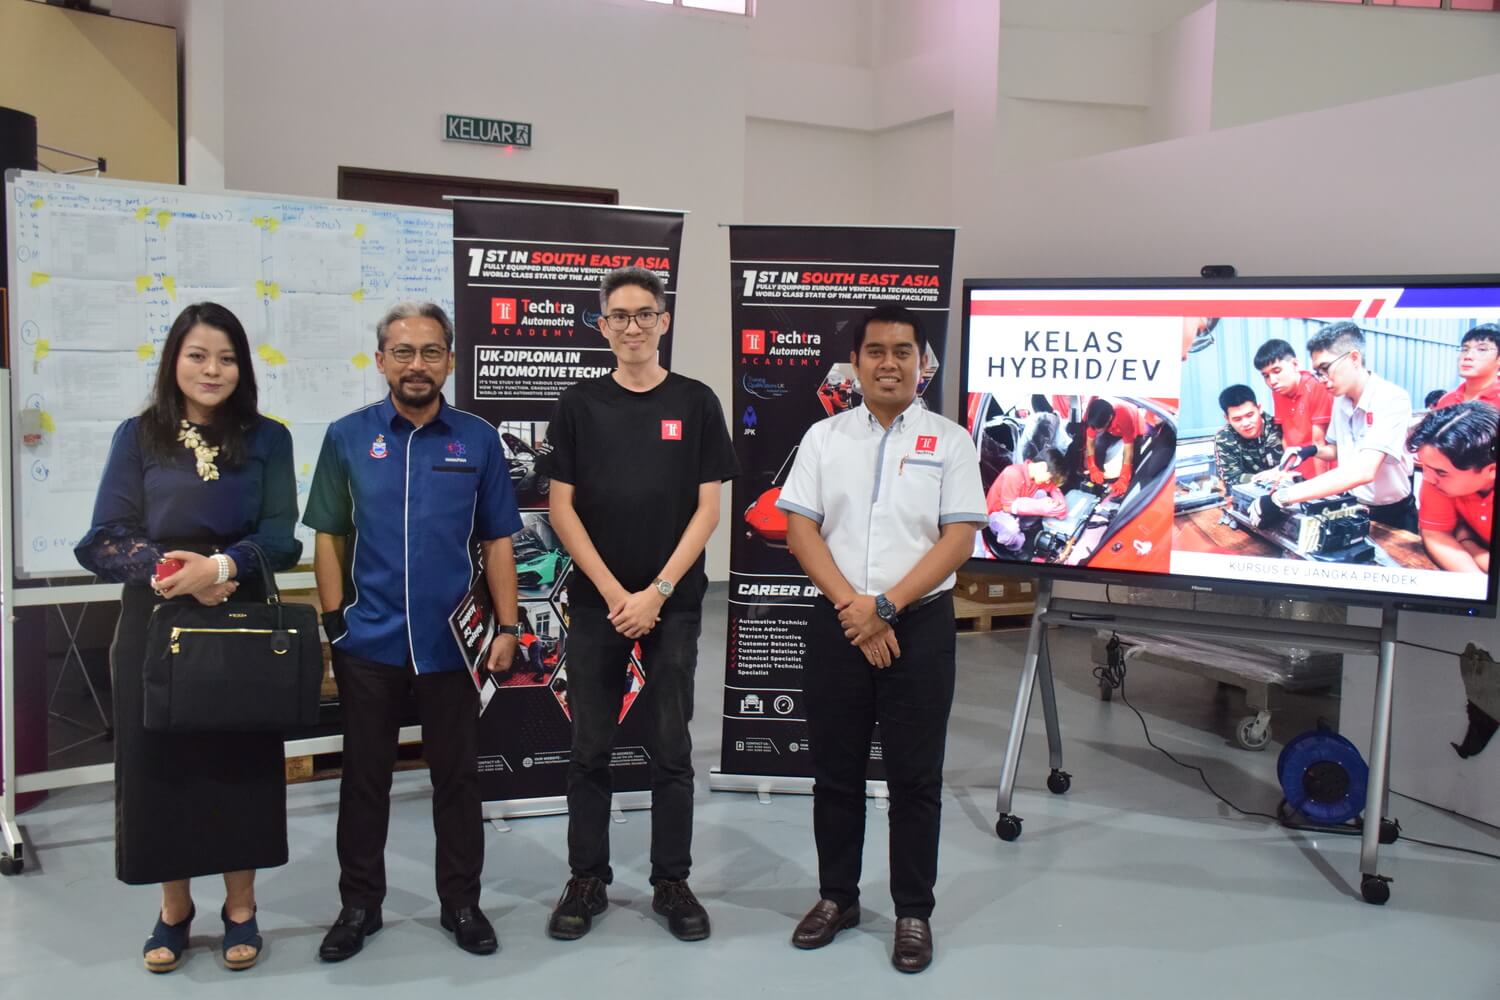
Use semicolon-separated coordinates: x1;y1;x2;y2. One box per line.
1257;321;1416;532
776;305;986;975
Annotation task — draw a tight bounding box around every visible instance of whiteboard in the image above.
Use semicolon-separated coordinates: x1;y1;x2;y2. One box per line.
4;171;454;577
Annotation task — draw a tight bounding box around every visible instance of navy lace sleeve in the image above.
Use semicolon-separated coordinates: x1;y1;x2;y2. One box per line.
223;420;304;581
74;419;161;585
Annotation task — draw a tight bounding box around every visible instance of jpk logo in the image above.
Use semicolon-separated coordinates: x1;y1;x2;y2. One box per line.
915;435;938;454
741;329;766;355
661;420;683;441
491;297;518;324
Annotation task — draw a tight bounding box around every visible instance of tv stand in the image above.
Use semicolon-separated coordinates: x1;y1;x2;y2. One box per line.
995;578;1400;905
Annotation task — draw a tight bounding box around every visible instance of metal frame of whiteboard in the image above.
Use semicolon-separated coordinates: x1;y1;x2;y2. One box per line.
3;168;455;580
997;578;1400;899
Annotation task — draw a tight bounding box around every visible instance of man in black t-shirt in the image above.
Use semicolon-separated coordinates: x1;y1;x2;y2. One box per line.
539;266;738;943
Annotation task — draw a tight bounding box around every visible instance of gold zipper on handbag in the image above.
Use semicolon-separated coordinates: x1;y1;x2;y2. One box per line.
169;626;299;655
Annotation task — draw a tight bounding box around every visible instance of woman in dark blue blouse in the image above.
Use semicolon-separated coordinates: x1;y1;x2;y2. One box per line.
76;302;302;974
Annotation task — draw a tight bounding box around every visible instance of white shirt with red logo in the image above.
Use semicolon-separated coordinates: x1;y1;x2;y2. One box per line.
1326;372;1414;506
776;400;986;598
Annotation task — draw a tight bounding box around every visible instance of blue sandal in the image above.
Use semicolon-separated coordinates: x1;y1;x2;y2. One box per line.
143;903;195;973
221;905;263;971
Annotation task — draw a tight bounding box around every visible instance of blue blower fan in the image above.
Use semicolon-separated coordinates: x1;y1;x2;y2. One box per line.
1277;727;1369;826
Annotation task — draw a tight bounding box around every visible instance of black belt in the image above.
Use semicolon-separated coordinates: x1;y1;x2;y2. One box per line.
905;589;951;614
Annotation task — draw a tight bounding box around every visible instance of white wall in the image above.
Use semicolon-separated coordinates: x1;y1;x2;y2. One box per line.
1147;0;1215;142
1210;0;1500;130
743;119;874;224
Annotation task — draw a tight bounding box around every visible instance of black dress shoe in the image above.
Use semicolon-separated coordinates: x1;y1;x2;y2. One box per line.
651;880;710;941
441;905;498;955
547;876;609;941
791;899;860;950
318;906;382;963
891;917;933;973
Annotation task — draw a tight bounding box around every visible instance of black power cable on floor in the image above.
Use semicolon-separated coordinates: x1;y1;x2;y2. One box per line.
1095;633;1280;822
1094;632;1500;859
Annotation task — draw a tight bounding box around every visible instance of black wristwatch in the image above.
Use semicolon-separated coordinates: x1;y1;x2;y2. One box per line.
874;594;899;626
495;624;522;636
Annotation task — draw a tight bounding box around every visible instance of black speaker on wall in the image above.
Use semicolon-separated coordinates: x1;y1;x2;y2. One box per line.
0;107;39;296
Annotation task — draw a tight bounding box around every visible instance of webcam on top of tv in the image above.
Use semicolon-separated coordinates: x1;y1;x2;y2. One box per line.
1200;264;1237;279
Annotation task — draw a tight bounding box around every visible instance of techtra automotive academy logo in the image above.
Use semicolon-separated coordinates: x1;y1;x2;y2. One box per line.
739;328;822;367
489;296;576;337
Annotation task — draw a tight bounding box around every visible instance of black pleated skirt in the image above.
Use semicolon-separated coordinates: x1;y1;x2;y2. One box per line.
111;584;289;884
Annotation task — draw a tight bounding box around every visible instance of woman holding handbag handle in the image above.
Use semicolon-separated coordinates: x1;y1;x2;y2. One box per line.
75;302;302;973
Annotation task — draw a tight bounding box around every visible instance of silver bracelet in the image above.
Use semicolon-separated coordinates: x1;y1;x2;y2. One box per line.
213;553;231;585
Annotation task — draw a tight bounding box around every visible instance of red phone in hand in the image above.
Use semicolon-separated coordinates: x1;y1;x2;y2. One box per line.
154;557;184;583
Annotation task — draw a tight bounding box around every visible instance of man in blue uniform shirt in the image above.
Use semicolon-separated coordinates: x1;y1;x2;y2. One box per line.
304;302;523;960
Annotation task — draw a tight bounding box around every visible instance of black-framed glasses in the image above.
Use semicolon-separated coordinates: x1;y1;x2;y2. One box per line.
384;345;449;364
603;310;663;332
1312;350;1354;381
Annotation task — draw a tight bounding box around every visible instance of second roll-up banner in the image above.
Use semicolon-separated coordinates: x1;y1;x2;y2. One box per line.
451;198;686;811
713;225;957;792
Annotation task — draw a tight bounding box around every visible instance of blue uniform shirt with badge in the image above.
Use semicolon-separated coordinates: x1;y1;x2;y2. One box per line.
775;401;987;597
303;395;523;673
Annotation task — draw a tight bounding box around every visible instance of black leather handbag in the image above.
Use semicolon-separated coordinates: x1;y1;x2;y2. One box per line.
142;543;321;733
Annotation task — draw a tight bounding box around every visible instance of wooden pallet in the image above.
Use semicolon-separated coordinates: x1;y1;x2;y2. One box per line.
285;740;427;784
954;596;1035;633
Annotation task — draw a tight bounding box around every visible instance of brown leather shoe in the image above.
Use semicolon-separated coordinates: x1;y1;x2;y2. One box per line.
891;917;933;973
791;899;860;949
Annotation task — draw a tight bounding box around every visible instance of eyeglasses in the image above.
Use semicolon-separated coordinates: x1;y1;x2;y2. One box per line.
603;310;663;332
1458;344;1499;357
384;345;449;364
1312;350;1354;382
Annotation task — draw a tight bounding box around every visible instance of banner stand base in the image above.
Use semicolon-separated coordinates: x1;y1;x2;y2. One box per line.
482;790;652;824
709;768;889;803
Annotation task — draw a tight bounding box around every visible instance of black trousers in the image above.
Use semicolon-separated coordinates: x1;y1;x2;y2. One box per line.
1368;492;1418;533
803;593;957;920
333;650;482;909
565;605;703;885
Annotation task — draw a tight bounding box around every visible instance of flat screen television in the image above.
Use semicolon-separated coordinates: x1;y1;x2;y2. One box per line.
960;275;1500;617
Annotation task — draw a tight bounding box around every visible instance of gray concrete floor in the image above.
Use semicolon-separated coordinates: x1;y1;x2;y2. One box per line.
2;584;1498;998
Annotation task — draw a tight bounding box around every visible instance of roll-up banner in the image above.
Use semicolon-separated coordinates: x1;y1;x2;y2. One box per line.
451;197;686;810
712;225;957;791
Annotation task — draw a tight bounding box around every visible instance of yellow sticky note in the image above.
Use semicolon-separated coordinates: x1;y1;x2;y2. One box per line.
134;275;152;293
155;210;173;229
353;224;366;238
255;279;267;297
256;344;288;366
135;206;150;221
30;197;44;209
34;339;50;361
300;463;311;476
39;412;56;434
266;281;280;300
351;353;371;370
29;272;50;288
265;217;280;233
136;344;156;360
162;276;177;300
351;288;365;302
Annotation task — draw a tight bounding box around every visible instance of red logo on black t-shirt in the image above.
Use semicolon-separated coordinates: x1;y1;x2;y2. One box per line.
915;435;938;453
741;330;766;355
662;420;683;441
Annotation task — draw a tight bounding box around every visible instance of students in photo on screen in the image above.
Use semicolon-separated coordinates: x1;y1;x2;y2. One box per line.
1406;401;1497;574
1212;384;1286;494
984;448;1067;553
1251;322;1416;532
1425;389;1447;410
1083;398;1139;499
1254;338;1332;480
1435;324;1500;409
777;306;987;974
303;302;523;961
74;302;303;974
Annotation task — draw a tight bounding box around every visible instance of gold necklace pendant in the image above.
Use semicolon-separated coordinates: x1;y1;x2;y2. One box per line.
178;419;221;482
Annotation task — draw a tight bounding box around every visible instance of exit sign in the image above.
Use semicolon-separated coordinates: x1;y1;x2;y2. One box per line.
444;114;532;149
